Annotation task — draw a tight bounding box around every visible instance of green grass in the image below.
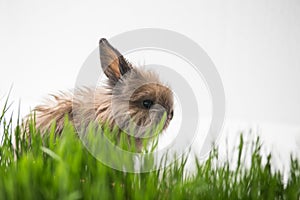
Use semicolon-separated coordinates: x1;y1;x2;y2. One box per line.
0;95;299;200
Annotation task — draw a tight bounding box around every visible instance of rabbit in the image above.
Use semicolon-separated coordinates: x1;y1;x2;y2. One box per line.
26;38;174;150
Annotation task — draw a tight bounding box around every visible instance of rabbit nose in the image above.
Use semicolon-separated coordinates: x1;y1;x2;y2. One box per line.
168;110;174;120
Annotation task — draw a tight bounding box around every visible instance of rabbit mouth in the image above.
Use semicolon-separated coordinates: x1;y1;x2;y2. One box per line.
163;119;171;130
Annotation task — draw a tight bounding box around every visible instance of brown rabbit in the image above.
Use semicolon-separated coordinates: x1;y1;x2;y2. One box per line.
28;38;174;149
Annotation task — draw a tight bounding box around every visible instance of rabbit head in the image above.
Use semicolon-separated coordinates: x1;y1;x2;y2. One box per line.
99;39;174;138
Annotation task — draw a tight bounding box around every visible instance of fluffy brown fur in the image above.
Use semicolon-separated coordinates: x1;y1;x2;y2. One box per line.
27;38;174;149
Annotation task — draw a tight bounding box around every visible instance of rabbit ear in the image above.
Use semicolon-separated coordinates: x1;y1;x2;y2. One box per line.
99;38;132;82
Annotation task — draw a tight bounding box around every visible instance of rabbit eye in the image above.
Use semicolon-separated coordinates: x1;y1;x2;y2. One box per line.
142;100;154;109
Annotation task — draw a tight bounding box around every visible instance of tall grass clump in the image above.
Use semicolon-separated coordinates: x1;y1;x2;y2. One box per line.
0;95;299;200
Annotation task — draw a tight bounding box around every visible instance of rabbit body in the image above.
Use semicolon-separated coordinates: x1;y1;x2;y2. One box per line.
28;39;174;148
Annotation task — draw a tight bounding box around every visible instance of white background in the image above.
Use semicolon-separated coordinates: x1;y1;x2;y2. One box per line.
1;0;300;172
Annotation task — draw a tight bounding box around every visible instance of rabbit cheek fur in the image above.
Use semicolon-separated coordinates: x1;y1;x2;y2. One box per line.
28;38;174;150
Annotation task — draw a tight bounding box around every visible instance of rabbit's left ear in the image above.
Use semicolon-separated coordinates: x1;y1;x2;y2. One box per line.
99;38;132;82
